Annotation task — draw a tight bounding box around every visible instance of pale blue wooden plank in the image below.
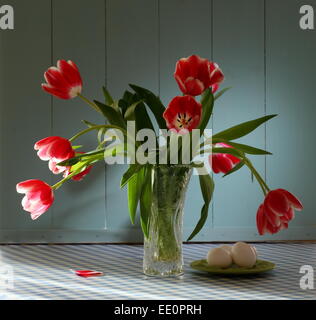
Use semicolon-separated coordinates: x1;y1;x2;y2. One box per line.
1;0;315;244
159;0;213;241
51;0;107;230
212;0;266;232
105;0;159;237
266;0;316;238
0;0;53;232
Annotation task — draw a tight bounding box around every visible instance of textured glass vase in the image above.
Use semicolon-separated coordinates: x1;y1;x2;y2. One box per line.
143;165;192;277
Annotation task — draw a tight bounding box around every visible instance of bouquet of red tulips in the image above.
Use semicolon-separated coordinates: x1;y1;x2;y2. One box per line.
16;55;303;239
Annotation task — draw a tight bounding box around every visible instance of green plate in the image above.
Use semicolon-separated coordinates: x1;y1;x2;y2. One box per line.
190;259;275;275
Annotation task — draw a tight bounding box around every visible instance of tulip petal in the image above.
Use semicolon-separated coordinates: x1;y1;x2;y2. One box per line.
283;207;295;221
256;204;266;235
278;189;303;211
58;60;83;88
42;84;71;100
73;270;104;278
217;155;234;173
184;77;205;96
210;155;221;174
265;190;289;215
209;64;225;85
16;180;39;193
46;67;71;90
174;74;187;94
264;203;281;226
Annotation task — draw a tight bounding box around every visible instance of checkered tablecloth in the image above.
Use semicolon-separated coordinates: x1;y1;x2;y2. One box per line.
0;243;315;300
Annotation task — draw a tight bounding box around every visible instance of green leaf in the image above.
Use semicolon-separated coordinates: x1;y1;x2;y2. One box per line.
214;87;232;101
124;100;143;120
198;89;214;133
82;120;98;128
187;174;214;241
103;143;126;158
223;160;245;177
97;127;107;144
129;84;167;129
225;141;272;155
102;86;114;106
123;90;135;105
212;114;277;141
118;90;139;118
57;149;106;166
94;100;127;129
128;167;145;225
139;166;152;238
134;102;155;132
72;145;83;150
118;99;128;117
208;147;243;158
120;163;143;188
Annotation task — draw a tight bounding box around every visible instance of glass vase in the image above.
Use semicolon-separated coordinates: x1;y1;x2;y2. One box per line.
143;165;192;277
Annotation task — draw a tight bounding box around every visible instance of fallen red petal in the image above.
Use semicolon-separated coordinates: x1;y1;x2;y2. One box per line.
73;270;104;278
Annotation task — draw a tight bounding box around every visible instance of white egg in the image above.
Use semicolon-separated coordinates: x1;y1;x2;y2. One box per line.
251;245;258;258
220;245;232;255
207;247;233;268
232;242;257;268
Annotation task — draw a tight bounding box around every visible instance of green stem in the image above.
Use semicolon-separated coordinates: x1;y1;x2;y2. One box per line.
69;124;126;142
51;163;87;190
244;158;270;195
78;93;101;114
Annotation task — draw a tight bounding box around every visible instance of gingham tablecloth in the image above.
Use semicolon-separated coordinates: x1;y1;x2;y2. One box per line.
0;243;315;300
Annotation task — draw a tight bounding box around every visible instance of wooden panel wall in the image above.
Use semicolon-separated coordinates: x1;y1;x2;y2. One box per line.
0;0;315;243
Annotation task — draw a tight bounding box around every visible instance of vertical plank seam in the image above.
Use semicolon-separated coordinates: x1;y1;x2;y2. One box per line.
50;0;54;229
210;0;215;231
104;0;108;88
104;0;108;230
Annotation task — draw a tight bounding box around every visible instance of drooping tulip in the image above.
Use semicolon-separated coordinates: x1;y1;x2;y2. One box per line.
16;180;54;220
42;60;83;99
34;136;75;174
256;189;303;235
174;55;224;96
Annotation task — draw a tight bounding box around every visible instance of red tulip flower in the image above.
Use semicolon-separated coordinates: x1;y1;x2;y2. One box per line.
34;136;75;174
210;143;241;174
42;60;83;99
256;189;303;235
163;95;202;132
63;153;93;181
174;55;224;96
16;180;54;220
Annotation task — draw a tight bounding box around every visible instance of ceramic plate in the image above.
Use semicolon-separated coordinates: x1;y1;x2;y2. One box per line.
190;259;275;275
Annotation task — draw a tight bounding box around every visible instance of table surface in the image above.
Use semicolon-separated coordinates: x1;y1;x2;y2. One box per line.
0;243;315;300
